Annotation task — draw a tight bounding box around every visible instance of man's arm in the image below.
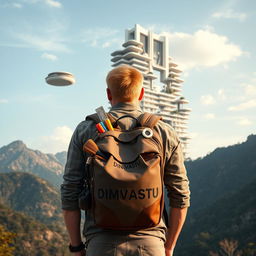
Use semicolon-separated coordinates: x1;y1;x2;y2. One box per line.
165;207;188;256
63;209;82;246
61;122;89;255
62;209;85;255
161;125;190;256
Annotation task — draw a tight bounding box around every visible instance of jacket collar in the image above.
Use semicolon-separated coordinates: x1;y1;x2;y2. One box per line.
110;102;142;112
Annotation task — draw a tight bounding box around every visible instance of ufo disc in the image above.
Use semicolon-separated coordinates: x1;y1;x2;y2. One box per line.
45;72;75;86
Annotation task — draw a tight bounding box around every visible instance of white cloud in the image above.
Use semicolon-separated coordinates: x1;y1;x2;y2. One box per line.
182;72;189;78
102;38;123;48
16;33;69;52
189;132;199;139
12;3;23;8
81;28;121;48
45;0;61;8
41;52;58;61
0;99;8;104
188;133;247;160
0;2;23;8
237;118;252;126
212;9;247;21
38;126;73;153
22;0;61;7
218;89;227;100
229;99;256;111
164;28;244;70
22;0;39;3
241;83;256;97
204;113;216;120
200;95;216;105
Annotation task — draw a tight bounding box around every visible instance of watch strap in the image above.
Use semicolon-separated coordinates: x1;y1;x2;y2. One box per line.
69;242;85;252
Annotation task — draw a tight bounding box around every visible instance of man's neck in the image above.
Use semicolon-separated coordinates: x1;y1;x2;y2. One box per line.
110;99;140;106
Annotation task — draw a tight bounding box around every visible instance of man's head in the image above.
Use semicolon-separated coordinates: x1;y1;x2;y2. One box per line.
106;65;144;105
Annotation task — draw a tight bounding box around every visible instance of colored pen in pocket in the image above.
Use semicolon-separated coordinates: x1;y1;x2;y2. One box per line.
96;123;105;133
100;122;108;131
95;106;114;131
105;119;114;131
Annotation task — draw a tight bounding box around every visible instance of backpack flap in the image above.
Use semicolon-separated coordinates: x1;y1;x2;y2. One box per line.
97;129;159;163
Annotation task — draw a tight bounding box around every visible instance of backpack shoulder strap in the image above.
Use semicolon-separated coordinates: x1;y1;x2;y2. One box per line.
85;113;100;123
138;112;162;128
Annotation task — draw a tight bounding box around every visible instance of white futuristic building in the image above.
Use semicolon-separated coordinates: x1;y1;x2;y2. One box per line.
110;24;191;157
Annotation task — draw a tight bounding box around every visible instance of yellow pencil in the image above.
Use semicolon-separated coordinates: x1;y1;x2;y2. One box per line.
105;119;114;131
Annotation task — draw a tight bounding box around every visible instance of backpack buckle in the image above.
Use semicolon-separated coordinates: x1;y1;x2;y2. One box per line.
142;128;153;138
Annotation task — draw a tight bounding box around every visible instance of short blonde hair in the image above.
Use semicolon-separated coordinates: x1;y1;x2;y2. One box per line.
106;65;143;102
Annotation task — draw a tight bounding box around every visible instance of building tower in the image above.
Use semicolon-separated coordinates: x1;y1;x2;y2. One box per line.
110;24;191;156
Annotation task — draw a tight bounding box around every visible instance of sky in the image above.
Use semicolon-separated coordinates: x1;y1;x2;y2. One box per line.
0;0;255;159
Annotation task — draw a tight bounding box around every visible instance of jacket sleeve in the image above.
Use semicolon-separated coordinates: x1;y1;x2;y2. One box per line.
162;124;190;208
61;121;88;210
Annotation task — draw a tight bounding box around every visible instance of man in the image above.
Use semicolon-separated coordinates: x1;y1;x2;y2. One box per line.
61;65;190;256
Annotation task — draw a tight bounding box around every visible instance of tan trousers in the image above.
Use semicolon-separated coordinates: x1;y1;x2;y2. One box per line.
86;234;165;256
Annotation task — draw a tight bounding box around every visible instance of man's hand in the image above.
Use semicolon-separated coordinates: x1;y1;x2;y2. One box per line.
72;250;86;256
165;248;174;256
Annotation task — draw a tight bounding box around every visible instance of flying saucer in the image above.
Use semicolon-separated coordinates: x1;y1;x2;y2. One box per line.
45;72;75;86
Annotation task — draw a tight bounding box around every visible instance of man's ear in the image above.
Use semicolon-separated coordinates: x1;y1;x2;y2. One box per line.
138;87;144;101
107;88;112;101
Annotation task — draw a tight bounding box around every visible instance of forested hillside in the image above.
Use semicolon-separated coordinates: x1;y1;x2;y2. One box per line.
0;172;62;225
185;134;256;213
177;178;256;255
0;203;69;256
176;135;256;256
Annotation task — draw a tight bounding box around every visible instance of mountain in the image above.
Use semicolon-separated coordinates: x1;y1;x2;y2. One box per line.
0;203;69;256
0;140;64;187
55;151;67;166
0;172;70;255
0;172;62;225
1;136;255;255
176;177;256;256
175;134;256;256
185;134;256;213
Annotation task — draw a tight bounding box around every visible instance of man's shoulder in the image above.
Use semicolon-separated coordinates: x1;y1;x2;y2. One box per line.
75;119;94;130
73;118;97;140
155;119;180;146
157;119;176;132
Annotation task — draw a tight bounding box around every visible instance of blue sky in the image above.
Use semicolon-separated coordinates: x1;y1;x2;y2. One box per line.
0;0;255;159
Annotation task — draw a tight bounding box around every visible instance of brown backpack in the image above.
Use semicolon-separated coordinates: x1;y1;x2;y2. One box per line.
83;112;165;230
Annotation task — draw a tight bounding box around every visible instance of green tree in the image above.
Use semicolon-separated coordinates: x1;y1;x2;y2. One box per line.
0;225;16;256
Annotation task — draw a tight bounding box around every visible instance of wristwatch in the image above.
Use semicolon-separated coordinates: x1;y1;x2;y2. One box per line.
69;242;85;252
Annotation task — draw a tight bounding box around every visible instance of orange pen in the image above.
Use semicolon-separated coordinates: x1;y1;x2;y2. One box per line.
96;123;105;133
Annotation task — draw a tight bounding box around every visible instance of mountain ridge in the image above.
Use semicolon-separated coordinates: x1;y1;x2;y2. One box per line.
185;134;256;213
0;140;66;187
176;134;256;255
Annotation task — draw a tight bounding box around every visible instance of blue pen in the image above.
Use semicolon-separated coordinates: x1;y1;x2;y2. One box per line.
100;122;108;131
